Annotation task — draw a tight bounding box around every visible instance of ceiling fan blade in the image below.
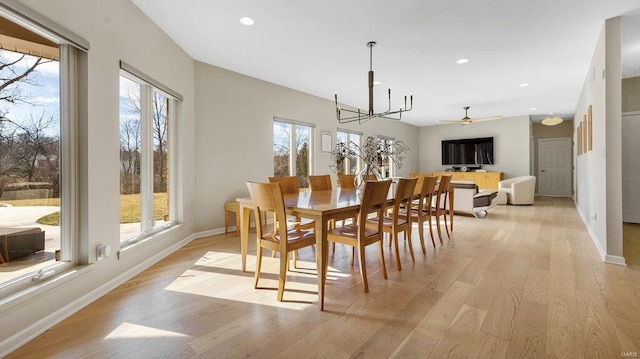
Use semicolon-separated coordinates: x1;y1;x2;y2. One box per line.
471;115;502;122
437;119;465;124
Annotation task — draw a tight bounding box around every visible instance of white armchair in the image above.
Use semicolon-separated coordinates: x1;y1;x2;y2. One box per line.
498;176;536;205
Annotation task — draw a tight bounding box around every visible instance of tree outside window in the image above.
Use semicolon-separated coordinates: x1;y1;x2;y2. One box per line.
273;120;313;188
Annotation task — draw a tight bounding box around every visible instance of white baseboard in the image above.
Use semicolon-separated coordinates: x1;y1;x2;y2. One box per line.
604;255;627;266
1;228;225;357
575;205;627;266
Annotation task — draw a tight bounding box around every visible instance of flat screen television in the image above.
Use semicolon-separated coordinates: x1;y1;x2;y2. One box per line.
441;137;494;166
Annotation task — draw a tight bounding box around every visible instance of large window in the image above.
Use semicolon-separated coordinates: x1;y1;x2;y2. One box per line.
377;136;396;178
0;7;87;293
119;65;179;243
336;130;362;175
273;119;314;188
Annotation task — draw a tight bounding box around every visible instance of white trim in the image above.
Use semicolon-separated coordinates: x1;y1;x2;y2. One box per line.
0;0;89;50
273;116;315;128
0;233;197;358
604;255;627;266
576;203;626;265
120;61;183;101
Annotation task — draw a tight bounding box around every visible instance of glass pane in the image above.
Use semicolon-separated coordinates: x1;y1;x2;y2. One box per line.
0;48;61;281
349;133;360;174
119;76;141;240
295;125;310;188
152;91;169;228
273;121;290;178
336;131;346;175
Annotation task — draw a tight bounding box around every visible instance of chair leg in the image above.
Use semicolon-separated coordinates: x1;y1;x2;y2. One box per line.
225;210;230;234
350;246;355;266
435;213;444;244
417;216;427;254
235;212;240;236
254;243;263;289
406;228;415;262
293;250;298;269
378;241;387;280
332;242;336;254
427;212;436;247
357;244;369;292
442;210;450;239
393;232;402;271
277;250;287;301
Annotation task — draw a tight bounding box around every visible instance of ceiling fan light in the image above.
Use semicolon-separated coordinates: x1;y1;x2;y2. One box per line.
541;116;563;126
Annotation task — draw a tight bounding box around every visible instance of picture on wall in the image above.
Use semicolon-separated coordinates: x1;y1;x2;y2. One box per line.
582;114;587;154
578;123;583;155
587;105;593;151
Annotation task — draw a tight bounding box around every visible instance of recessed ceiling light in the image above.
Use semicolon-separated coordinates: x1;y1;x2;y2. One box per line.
374;81;381;85
240;17;254;26
530;107;537;111
519;83;530;87
456;58;469;64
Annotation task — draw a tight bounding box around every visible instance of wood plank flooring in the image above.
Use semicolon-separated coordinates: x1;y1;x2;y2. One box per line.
8;197;640;358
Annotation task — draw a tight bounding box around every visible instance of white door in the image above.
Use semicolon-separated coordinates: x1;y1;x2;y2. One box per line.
622;113;640;223
538;138;572;197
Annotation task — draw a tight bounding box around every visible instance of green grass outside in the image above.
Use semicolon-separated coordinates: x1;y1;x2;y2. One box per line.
2;193;169;225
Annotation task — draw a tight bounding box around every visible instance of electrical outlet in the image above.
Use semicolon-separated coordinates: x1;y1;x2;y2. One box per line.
96;244;112;261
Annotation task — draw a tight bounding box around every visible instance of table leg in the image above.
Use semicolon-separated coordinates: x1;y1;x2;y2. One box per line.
449;188;454;232
240;204;252;272
315;215;328;311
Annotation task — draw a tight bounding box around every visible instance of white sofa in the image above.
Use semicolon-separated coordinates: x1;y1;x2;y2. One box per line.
498;176;536;205
448;181;499;218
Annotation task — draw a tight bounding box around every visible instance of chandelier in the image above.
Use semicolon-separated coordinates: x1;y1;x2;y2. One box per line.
334;41;413;124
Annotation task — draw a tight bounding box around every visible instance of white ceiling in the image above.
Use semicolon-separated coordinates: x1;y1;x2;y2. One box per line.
131;0;640;127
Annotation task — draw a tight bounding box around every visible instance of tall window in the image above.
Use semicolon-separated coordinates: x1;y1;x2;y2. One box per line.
0;7;87;294
377;136;396;178
119;66;179;243
336;130;362;175
273;119;314;188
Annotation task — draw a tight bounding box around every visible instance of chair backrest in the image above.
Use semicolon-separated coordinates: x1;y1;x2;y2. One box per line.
435;175;452;209
358;180;392;235
337;173;356;189
392;177;418;221
409;173;433;195
246;181;288;242
308;174;332;191
268;176;299;194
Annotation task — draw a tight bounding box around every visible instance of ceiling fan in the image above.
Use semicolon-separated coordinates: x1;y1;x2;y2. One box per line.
438;106;502;125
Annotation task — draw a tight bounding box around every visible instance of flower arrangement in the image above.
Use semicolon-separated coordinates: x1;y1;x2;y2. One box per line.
331;135;409;189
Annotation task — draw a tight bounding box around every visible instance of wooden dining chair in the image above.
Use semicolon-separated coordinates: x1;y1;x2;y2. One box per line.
431;175;452;244
327;179;392;292
398;175;438;253
246;181;317;301
337;173;356;189
308;174;332;191
366;177;417;270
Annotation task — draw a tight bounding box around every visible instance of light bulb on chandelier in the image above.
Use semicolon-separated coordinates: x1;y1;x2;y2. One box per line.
334;41;413;124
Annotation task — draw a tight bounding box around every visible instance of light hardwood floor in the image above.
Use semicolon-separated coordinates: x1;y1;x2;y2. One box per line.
8;197;640;358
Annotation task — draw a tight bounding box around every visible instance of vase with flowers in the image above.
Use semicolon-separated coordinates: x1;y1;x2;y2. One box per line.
331;135;409;191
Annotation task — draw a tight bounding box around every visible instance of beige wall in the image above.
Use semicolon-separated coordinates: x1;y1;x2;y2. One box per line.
418;115;532;179
573;17;624;263
532;121;574;192
192;61;421;233
623;76;640;112
1;0;196;352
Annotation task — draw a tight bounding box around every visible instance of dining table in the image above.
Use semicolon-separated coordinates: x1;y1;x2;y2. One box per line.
236;181;454;311
237;187;392;311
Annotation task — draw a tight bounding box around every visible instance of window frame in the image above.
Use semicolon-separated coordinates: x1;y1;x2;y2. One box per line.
118;66;181;245
376;135;396;178
336;128;363;175
0;3;87;296
272;118;315;185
